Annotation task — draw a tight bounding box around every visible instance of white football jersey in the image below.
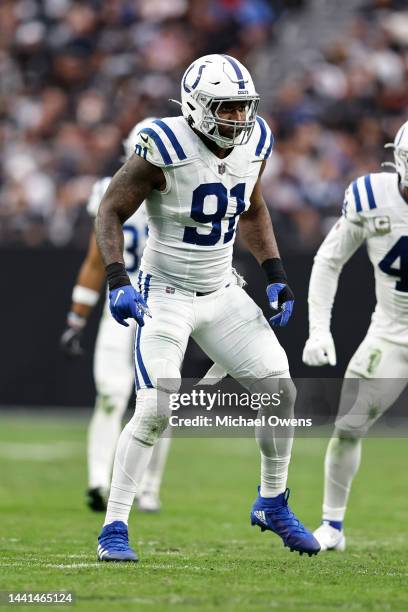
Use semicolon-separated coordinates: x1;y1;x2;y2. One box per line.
309;171;408;345
87;177;148;279
133;115;273;293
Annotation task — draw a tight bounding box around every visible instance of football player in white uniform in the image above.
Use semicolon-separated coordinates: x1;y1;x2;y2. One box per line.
303;120;408;551
95;54;320;562
61;120;171;513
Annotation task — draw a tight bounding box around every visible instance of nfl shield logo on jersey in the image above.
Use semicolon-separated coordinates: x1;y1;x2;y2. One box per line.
218;163;226;175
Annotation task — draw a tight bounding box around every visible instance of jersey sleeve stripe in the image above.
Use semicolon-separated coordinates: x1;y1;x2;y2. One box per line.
153;119;187;161
255;116;267;156
222;55;246;89
139;127;173;165
264;132;274;159
364;175;377;209
352;180;362;212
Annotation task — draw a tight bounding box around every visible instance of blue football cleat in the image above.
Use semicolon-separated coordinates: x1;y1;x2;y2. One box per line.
97;521;139;562
251;487;320;556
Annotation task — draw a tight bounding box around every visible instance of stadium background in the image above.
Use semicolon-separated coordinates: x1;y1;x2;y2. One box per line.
1;2;407;609
2;0;406;407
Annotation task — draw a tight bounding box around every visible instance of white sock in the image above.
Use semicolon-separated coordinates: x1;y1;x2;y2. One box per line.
87;393;128;490
104;422;154;526
139;434;171;496
254;377;295;498
322;433;362;522
260;452;292;497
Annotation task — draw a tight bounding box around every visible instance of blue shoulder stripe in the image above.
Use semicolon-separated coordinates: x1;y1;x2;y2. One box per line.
255;117;267;156
364;175;376;209
352;180;362;212
139;127;172;165
222;55;246;89
153;119;187;161
264;132;274;159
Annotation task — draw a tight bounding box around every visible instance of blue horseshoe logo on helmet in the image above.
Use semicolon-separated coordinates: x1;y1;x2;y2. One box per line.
183;64;207;93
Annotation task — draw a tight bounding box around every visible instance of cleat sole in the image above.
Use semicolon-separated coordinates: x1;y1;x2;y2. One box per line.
289;548;320;556
98;556;138;563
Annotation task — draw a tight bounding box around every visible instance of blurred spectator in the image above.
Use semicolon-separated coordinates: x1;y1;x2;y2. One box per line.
0;0;407;252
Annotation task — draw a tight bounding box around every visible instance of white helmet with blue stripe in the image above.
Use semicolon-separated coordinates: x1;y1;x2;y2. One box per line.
384;120;408;188
180;54;259;149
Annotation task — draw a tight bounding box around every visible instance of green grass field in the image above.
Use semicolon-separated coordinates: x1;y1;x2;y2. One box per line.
0;414;407;611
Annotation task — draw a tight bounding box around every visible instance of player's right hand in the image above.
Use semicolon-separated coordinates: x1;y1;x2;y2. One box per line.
109;285;151;327
302;333;336;366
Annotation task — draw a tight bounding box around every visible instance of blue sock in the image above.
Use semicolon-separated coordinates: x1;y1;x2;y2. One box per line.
323;519;343;531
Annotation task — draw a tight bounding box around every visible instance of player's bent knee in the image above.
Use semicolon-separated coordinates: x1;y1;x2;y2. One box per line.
333;428;362;444
277;377;297;406
127;388;171;446
94;391;129;418
249;375;296;420
249;375;296;403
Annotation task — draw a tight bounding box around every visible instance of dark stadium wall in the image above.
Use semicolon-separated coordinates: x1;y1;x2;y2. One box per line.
0;248;375;408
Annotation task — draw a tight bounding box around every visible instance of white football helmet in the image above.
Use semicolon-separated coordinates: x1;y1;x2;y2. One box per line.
180;54;259;149
384;120;408;188
122;117;157;159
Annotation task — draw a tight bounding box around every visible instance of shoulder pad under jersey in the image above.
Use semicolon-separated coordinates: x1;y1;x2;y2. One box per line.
250;115;274;162
134;116;199;168
87;176;112;217
342;173;388;223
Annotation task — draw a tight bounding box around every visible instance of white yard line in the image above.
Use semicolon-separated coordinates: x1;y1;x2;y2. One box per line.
0;442;83;460
46;563;102;569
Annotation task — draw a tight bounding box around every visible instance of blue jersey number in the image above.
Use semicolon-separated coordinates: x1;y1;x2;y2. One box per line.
378;236;408;292
123;225;139;273
183;182;246;246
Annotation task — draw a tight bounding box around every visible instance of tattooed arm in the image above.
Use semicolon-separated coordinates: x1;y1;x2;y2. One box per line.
95;155;165;266
238;161;280;263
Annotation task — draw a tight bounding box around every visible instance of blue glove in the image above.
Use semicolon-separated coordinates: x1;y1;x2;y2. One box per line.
266;282;294;327
109;285;151;327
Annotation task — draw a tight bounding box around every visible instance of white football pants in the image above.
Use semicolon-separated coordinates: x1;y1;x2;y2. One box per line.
322;333;408;522
134;271;290;393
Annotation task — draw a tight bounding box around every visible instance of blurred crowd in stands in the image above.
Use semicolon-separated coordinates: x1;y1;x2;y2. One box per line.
0;0;407;252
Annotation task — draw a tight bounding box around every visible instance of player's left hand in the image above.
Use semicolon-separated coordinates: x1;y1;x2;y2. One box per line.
109;284;151;327
60;312;86;358
266;283;294;327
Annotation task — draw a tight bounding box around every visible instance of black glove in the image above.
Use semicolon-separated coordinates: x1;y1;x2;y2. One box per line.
60;312;86;358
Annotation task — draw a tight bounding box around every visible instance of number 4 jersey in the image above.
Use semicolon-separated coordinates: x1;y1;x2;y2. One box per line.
133;115;273;293
87;177;148;278
309;171;408;346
